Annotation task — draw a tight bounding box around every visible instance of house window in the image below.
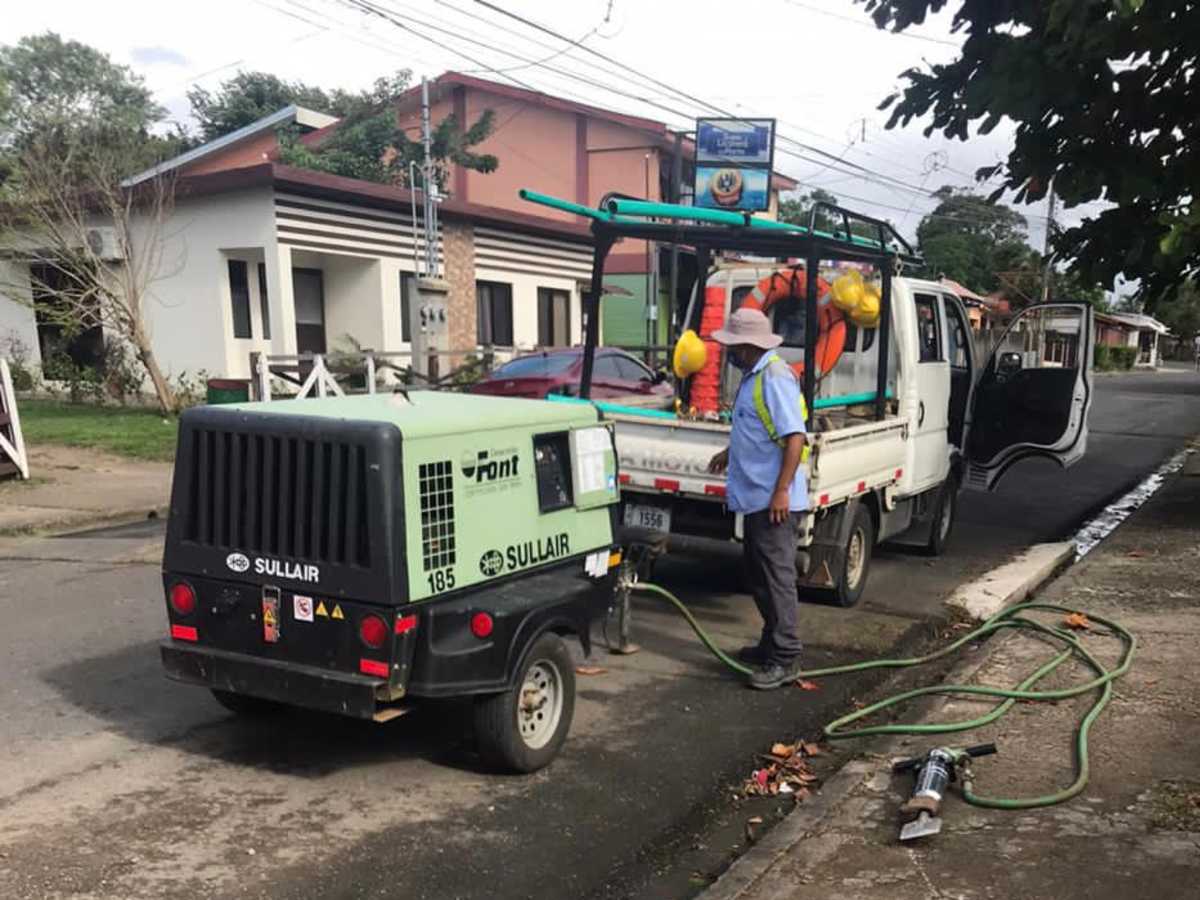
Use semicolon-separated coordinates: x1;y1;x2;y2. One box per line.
257;263;270;340
476;281;513;346
400;271;415;343
29;263;105;372
227;260;252;339
537;287;570;346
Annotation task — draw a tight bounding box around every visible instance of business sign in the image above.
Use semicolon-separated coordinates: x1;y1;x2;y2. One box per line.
694;118;776;212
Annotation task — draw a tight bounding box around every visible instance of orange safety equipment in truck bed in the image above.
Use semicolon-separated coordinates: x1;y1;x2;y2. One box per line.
689;285;728;413
741;270;844;377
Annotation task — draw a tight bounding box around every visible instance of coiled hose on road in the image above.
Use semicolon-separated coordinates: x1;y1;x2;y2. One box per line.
630;582;1136;810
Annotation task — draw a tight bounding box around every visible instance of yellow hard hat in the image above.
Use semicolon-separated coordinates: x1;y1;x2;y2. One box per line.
672;329;708;378
851;290;881;328
831;271;864;313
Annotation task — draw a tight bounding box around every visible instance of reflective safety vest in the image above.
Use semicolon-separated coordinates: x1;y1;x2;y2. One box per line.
751;354;810;462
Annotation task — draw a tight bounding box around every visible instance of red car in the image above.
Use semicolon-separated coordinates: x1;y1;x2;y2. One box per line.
469;347;674;401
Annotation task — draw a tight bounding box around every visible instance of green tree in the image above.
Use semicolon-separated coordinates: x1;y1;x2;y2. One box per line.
278;107;498;191
915;186;1032;292
859;0;1200;308
778;188;841;232
1155;281;1200;344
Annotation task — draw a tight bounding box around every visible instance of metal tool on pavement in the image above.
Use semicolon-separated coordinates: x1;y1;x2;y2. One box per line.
892;743;997;841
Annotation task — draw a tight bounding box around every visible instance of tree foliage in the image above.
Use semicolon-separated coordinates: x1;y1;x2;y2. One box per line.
278;107;498;191
778;188;841;232
186;70;412;142
859;0;1199;307
916;186;1031;292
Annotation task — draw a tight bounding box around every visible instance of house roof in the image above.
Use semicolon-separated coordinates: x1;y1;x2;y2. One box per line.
399;71;799;192
122;105;339;188
175;162;595;243
1108;312;1170;334
939;276;989;306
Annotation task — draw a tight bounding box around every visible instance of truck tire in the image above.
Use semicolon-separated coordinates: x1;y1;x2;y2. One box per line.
210;688;283;716
833;504;874;608
473;633;576;773
924;476;958;557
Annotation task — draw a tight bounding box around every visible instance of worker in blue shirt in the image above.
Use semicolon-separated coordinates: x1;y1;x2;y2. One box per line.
708;308;807;690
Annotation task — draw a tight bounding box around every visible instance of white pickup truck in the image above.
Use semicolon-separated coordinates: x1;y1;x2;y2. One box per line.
613;263;1094;605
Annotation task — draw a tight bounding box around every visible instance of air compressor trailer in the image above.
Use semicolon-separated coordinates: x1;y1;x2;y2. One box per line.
159;391;621;772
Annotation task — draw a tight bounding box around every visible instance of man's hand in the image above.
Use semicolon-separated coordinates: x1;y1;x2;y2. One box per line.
708;447;729;474
769;487;791;524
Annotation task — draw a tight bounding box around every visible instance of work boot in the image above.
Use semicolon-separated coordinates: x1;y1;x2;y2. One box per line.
735;643;770;666
747;658;804;691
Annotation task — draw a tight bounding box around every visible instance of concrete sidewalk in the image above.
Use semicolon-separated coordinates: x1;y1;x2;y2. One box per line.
706;461;1200;900
0;444;170;535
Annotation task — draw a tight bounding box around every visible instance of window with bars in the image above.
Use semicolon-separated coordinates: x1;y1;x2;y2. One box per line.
418;460;456;571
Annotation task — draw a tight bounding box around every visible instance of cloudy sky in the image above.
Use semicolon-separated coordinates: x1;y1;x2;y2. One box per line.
8;0;1085;253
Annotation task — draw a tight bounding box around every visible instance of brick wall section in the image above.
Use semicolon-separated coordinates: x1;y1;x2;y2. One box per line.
442;220;477;364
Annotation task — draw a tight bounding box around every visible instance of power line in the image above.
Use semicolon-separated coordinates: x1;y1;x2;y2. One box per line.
781;0;962;48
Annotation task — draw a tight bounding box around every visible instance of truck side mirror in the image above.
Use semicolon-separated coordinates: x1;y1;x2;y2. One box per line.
997;352;1022;378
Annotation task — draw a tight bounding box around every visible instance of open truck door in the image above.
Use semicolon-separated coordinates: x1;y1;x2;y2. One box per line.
964;303;1094;492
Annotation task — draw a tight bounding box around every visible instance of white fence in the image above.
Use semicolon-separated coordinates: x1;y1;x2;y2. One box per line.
0;359;29;481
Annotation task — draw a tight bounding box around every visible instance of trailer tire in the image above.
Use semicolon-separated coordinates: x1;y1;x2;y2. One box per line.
210;688;284;717
474;633;576;773
832;503;873;608
924;476;958;557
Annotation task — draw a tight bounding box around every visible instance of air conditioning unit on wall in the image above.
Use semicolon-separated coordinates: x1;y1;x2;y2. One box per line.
84;227;124;261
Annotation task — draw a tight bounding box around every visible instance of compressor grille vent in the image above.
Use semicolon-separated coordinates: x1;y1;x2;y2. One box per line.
183;429;371;568
418;460;456;571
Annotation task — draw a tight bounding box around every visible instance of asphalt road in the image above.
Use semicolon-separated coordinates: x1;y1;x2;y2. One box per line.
1;369;1197;900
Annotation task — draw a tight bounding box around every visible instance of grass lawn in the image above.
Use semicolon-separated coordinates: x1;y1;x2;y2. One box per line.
17;400;179;462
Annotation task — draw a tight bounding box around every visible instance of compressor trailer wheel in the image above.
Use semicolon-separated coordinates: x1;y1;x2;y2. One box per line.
474;633;576;773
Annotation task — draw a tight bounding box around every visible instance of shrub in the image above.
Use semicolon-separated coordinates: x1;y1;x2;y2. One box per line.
42;353;104;404
100;340;145;404
171;369;209;412
2;331;37;391
1094;344;1112;371
1110;346;1138;370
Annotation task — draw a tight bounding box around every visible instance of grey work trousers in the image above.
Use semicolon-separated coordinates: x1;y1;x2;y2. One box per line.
743;510;804;664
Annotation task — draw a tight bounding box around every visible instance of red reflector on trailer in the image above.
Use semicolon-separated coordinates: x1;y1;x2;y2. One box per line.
394;614;418;635
359;658;389;678
819;493;830;506
895;468;903;479
470;612;494;639
618;473;631;485
170;624;198;642
857;480;866;493
654;478;680;492
704;484;726;497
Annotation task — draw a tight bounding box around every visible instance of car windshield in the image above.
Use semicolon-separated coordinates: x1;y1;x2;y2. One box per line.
493;354;577;377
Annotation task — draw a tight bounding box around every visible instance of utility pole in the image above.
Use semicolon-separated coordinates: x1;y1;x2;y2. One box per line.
668;132;683;343
421;77;439;278
1041;181;1056;304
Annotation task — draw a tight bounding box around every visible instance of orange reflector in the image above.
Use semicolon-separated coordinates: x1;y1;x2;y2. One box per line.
607;551;622;568
654;478;680;492
394;614;418;635
170;624;198;642
704;484;726;497
359;658;389;677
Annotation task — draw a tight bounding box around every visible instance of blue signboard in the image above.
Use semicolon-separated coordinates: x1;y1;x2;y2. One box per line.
696;119;775;166
694;118;776;212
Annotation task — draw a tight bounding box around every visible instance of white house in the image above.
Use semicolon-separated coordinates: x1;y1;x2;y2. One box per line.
0;108;597;390
1107;312;1170;368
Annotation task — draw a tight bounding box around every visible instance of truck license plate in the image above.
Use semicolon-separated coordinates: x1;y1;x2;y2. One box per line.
623;502;671;533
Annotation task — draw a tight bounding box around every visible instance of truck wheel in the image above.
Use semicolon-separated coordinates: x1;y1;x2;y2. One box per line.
473;633;576;773
210;688;283;716
833;504;874;608
924;477;958;557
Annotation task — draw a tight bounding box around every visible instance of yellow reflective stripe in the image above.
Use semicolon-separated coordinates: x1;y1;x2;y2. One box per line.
752;354;810;462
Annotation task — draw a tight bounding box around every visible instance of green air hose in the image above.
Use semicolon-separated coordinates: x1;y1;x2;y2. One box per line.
629;582;1136;810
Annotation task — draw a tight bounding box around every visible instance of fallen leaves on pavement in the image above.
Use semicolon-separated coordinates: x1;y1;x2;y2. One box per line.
744;739;824;798
795;679;821;691
1063;612;1092;631
575;665;608;676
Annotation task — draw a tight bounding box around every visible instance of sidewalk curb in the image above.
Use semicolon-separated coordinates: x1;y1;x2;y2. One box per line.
698;540;1077;900
0;503;168;539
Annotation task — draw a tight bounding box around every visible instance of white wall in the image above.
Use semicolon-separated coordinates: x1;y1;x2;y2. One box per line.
473;266;583;350
137;186;277;382
0;261;38;366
